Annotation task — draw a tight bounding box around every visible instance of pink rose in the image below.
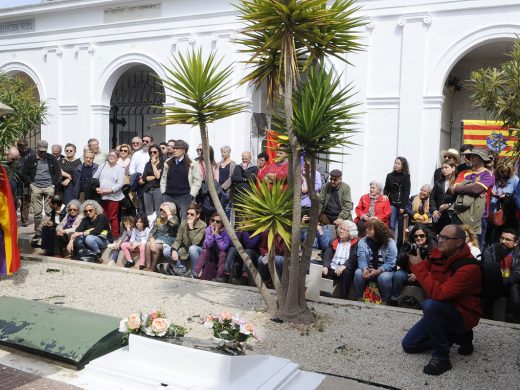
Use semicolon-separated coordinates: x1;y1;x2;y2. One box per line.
240;322;255;336
151;318;170;336
220;312;232;321
127;313;141;331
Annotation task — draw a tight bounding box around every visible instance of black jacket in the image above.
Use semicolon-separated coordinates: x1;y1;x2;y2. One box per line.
384;171;410;208
230;164;258;201
21;153;61;189
430;178;456;212
75;214;113;242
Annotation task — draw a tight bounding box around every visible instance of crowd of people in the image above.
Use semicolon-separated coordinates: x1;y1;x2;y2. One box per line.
7;139;520;310
4;135;520;375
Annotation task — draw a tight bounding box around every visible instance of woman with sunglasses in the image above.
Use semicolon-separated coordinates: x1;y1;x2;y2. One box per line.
60;143;81;204
55;199;83;257
142;144;164;219
390;223;436;305
116;143;132;176
191;212;231;281
145;202;179;271
67;200;112;262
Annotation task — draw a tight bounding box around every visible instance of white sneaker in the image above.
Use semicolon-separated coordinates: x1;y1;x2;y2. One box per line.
107;260;116;266
107;243;117;250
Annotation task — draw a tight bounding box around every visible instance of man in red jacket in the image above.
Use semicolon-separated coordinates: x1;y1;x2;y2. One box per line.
402;224;482;376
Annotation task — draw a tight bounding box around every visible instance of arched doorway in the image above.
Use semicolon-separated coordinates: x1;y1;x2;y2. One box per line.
3;70;42;149
441;40;514;152
109;65;165;148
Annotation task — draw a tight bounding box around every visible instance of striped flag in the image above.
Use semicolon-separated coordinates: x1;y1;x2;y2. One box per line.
463;119;515;157
0;165;20;276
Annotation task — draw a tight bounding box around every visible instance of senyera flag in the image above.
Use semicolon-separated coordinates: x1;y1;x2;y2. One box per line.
0;165;20;276
462;119;515;157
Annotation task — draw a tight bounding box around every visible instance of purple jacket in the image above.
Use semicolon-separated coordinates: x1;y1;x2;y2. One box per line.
203;226;231;251
234;231;261;251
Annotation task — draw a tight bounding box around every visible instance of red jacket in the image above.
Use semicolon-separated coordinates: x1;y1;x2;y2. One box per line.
354;194;391;225
411;245;483;330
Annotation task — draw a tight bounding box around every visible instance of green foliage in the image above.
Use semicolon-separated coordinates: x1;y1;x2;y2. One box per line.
469;41;520;159
157;49;248;127
0;72;46;153
273;66;359;161
235;0;365;103
234;178;293;252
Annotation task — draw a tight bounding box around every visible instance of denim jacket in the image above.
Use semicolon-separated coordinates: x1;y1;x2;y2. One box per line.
356;237;397;272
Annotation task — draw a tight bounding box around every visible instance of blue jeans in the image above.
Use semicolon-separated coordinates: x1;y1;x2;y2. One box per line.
300;226;331;251
258;255;284;281
224;247;258;276
189;245;203;270
402;299;465;359
391;269;409;300
353;268;394;302
390;205;399;231
74;235;108;255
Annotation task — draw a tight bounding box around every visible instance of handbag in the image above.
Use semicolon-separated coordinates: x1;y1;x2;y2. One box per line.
490;209;505;227
363;281;382;304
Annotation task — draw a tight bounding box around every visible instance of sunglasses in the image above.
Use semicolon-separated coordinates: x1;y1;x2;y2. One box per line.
160;208;166;212
150;151;159;155
187;211;196;216
414;234;426;239
65;149;74;153
210;218;222;224
172;147;184;150
196;149;203;152
143;140;151;143
120;149;129;153
85;209;95;214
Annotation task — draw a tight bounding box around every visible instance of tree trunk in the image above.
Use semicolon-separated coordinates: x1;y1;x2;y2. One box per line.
277;40;314;324
199;124;278;314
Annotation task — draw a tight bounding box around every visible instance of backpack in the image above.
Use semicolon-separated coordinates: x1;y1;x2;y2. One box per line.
448;257;503;303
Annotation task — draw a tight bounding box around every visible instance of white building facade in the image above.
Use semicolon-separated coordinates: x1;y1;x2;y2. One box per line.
0;0;518;201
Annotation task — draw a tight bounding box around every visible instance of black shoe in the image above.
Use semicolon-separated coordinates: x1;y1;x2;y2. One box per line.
423;357;452;376
124;260;135;268
139;265;145;271
457;330;474;355
213;277;227;283
387;299;399;307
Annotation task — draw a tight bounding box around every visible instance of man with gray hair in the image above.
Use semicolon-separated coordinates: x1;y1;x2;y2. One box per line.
51;144;64;161
402;224;482;375
319;169;353;226
88;138;107;166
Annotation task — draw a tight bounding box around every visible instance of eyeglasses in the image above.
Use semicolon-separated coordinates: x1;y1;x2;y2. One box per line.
68;208;78;212
330;177;341;181
437;234;459;242
143;140;151;143
150;151;159;155
210;218;222;224
132;141;141;145
65;149;74;153
414;234;426;239
187;211;196;216
108;154;117;158
196;149;203;153
85;209;95;214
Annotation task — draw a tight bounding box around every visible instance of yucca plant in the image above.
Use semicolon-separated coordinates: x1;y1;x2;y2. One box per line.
235;178;292;302
469;40;520;160
157;49;278;313
236;0;365;323
0;72;46;158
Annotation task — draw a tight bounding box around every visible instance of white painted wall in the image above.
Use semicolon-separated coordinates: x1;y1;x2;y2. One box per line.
1;0;519;210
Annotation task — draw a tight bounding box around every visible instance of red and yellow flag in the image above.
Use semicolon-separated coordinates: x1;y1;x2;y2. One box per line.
463;119;515;158
0;165;20;276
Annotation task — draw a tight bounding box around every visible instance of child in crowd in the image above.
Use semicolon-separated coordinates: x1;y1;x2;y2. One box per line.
122;214;150;270
107;216;134;266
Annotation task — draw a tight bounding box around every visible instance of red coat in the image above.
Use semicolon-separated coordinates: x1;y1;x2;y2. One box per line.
257;161;288;183
354;194;391;225
411;245;483;330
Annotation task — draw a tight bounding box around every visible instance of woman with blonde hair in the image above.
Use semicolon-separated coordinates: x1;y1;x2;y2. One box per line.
145;202;179;271
461;224;481;260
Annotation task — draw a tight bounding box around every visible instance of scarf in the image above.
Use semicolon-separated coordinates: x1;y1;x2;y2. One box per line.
63;214;77;229
368;194;379;217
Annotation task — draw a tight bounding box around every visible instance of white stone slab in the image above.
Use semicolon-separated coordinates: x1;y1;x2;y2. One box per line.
71;334;324;389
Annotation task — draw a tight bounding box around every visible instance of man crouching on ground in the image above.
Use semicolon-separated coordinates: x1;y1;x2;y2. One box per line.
402;224;482;375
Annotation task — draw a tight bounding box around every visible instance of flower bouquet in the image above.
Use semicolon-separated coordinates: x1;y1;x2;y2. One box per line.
119;310;187;341
204;312;257;354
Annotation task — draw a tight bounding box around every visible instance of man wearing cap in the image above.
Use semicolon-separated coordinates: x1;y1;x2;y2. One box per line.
160;139;202;220
451;147;495;241
433;148;460;183
319;169;353;226
21;140;61;238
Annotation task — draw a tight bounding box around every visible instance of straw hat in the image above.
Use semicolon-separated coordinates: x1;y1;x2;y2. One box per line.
440;148;460;164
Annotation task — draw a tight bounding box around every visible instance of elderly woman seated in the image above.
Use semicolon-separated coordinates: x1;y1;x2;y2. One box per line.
354;218;397;304
54;199;83;257
405;184;433;225
354;181;391;229
320;220;359;299
146;202;179;272
67;199;112;262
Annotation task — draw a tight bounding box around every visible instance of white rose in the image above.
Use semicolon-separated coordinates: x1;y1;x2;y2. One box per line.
119;318;129;333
